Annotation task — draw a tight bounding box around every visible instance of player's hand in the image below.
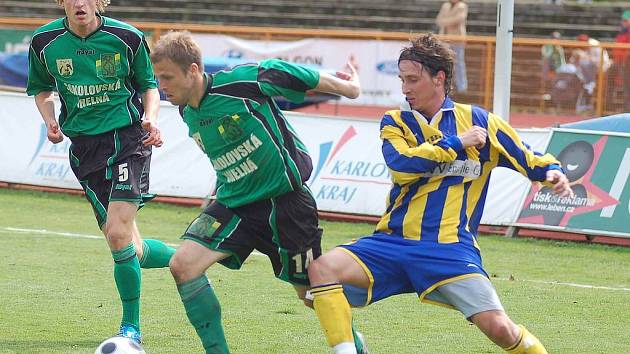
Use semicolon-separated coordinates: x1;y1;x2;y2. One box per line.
546;169;574;198
141;120;163;147
335;61;360;99
458;126;487;149
46;120;64;144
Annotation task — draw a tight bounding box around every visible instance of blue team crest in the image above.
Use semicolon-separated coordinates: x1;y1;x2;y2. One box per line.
56;58;73;77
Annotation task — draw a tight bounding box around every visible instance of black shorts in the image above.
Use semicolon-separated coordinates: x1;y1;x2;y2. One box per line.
69;123;154;228
182;187;323;286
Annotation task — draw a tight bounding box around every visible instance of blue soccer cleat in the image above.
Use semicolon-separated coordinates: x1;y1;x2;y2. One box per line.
117;323;142;344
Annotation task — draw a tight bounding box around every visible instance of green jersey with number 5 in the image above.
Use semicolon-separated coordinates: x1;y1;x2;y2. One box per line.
27;16;157;137
181;59;320;208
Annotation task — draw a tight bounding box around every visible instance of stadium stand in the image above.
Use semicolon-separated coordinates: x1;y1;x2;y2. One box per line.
0;0;625;40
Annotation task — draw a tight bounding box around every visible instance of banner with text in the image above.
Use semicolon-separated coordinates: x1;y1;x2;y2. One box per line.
1;92;547;224
192;34;407;107
516;128;630;238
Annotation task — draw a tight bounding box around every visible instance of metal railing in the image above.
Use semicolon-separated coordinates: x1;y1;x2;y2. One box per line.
2;17;629;117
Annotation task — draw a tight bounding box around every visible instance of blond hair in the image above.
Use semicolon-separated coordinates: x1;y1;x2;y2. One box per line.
151;31;203;73
56;0;111;13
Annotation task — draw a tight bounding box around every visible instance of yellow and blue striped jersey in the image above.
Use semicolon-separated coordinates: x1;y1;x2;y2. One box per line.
376;97;561;247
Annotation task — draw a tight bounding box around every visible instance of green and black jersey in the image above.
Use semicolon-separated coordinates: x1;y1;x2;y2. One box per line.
27;15;157;137
182;59;320;208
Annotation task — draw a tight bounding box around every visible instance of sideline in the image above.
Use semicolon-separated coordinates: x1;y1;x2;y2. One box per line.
2;226;630;293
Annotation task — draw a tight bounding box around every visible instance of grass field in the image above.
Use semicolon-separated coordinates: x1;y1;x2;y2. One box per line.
1;188;629;353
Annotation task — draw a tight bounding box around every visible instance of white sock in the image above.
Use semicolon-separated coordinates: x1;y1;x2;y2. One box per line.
333;342;357;354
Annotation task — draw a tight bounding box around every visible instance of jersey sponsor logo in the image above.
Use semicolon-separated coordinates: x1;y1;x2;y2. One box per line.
62;80;121;109
211;133;263;171
426;134;442;144
76;48;95;56
222;158;259;183
63;80;121;96
114;183;132;191
96;53;121;78
424;159;482;179
56;58;73;77
77;93;110;108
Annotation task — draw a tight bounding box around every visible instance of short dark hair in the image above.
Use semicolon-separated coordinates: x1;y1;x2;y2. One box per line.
399;34;455;95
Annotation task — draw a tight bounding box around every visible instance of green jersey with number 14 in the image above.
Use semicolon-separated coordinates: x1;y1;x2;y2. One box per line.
182;59;320;208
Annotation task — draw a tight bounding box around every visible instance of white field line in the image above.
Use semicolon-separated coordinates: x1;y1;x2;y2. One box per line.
2;226;630;293
493;277;630;292
2;226;177;250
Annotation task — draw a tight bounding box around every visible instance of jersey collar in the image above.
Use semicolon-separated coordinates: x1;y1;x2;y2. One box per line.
401;96;455;126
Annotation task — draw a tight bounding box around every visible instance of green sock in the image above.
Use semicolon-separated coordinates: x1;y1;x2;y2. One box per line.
112;243;141;330
139;239;176;268
178;275;230;354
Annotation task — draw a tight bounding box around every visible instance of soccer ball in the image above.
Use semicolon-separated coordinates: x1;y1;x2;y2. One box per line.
94;336;146;354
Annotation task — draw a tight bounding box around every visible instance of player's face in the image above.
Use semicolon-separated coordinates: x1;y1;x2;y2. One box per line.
153;59;196;106
62;0;99;29
398;60;444;114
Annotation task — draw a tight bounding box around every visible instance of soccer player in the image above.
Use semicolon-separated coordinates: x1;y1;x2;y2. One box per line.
150;31;365;354
27;0;176;343
307;33;573;354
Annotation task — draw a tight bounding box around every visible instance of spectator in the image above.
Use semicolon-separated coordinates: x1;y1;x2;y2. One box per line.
576;34;611;75
436;0;468;93
541;31;566;94
613;9;630;111
569;49;595;112
573;34;611;112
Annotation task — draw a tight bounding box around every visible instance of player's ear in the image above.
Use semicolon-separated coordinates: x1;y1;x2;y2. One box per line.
435;70;446;87
189;62;200;75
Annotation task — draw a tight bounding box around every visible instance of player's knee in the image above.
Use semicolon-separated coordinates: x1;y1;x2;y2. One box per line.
487;319;518;345
307;255;337;285
168;253;187;281
105;223;131;249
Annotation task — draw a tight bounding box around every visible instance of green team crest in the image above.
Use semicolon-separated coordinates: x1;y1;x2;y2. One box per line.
218;114;243;142
96;53;121;78
186;214;221;238
56;58;73;77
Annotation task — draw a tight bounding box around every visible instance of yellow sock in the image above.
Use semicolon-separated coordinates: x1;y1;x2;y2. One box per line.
505;325;548;354
311;284;354;348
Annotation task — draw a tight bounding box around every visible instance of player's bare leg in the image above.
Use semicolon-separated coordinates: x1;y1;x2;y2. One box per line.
471;310;548;354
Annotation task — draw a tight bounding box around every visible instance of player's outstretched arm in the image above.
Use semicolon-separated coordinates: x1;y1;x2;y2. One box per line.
141;88;163;147
34;91;63;144
313;61;360;99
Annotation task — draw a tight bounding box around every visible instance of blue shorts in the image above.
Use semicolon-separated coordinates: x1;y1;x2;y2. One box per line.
340;233;488;307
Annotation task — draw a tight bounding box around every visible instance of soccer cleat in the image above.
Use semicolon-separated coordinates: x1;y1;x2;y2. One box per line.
117;323;142;344
356;331;369;354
